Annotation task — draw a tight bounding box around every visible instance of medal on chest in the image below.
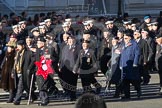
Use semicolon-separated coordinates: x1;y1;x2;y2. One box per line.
87;58;90;63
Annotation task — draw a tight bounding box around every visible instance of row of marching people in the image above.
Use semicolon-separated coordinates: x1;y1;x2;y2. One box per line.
0;16;162;106
107;29;162;99
0;31;102;106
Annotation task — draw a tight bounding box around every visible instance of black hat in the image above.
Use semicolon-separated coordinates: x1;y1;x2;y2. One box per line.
141;28;149;33
118;29;124;33
67;34;75;40
103;28;111;33
155;34;162;39
112;36;119;40
17;40;25;46
83;30;91;35
26;35;33;39
82;40;90;44
37;36;46;42
124;30;133;37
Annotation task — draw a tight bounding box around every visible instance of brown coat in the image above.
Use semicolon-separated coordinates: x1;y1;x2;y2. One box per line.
1;51;15;91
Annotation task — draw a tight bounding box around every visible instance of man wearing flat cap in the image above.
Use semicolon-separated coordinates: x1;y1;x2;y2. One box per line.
155;34;162;94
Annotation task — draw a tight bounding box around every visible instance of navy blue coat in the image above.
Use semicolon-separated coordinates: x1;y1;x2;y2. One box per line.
120;39;140;80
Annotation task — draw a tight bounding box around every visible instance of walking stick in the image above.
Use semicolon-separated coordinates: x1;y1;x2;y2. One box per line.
27;74;34;105
105;61;112;94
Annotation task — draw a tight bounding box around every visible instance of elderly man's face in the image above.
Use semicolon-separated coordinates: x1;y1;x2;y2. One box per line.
141;31;148;39
117;32;123;39
37;41;45;48
63;33;69;42
63;26;70;32
133;32;141;39
103;31;110;39
124;35;131;44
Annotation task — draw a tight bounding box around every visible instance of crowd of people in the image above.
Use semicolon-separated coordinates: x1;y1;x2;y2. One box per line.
0;11;162;106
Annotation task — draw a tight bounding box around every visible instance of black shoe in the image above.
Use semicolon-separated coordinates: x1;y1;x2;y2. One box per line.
6;98;14;103
70;98;76;101
38;102;48;106
121;96;130;100
31;96;37;103
13;101;20;105
137;90;142;98
113;94;120;98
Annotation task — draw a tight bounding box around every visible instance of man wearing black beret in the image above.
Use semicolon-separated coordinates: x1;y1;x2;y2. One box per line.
35;36;58;106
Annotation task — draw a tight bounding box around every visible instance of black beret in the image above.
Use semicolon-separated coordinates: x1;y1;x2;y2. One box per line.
155;34;162;39
112;36;119;40
37;36;46;42
83;30;91;35
26;35;33;39
82;40;90;44
17;40;25;46
141;28;149;33
67;35;75;40
124;30;133;37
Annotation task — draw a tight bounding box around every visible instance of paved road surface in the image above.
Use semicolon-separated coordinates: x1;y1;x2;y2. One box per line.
0;73;162;108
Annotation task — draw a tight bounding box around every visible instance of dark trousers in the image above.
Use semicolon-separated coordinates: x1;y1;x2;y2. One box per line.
123;79;141;98
80;74;95;92
14;75;24;102
36;76;50;103
61;66;78;99
8;89;16;101
139;65;151;83
158;69;162;87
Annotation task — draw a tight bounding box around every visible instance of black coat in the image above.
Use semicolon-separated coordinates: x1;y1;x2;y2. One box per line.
155;44;162;70
145;37;156;63
35;46;57;90
22;48;35;91
73;49;97;74
137;38;149;65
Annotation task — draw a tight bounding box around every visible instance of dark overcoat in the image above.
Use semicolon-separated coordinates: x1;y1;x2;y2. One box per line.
1;51;15;90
